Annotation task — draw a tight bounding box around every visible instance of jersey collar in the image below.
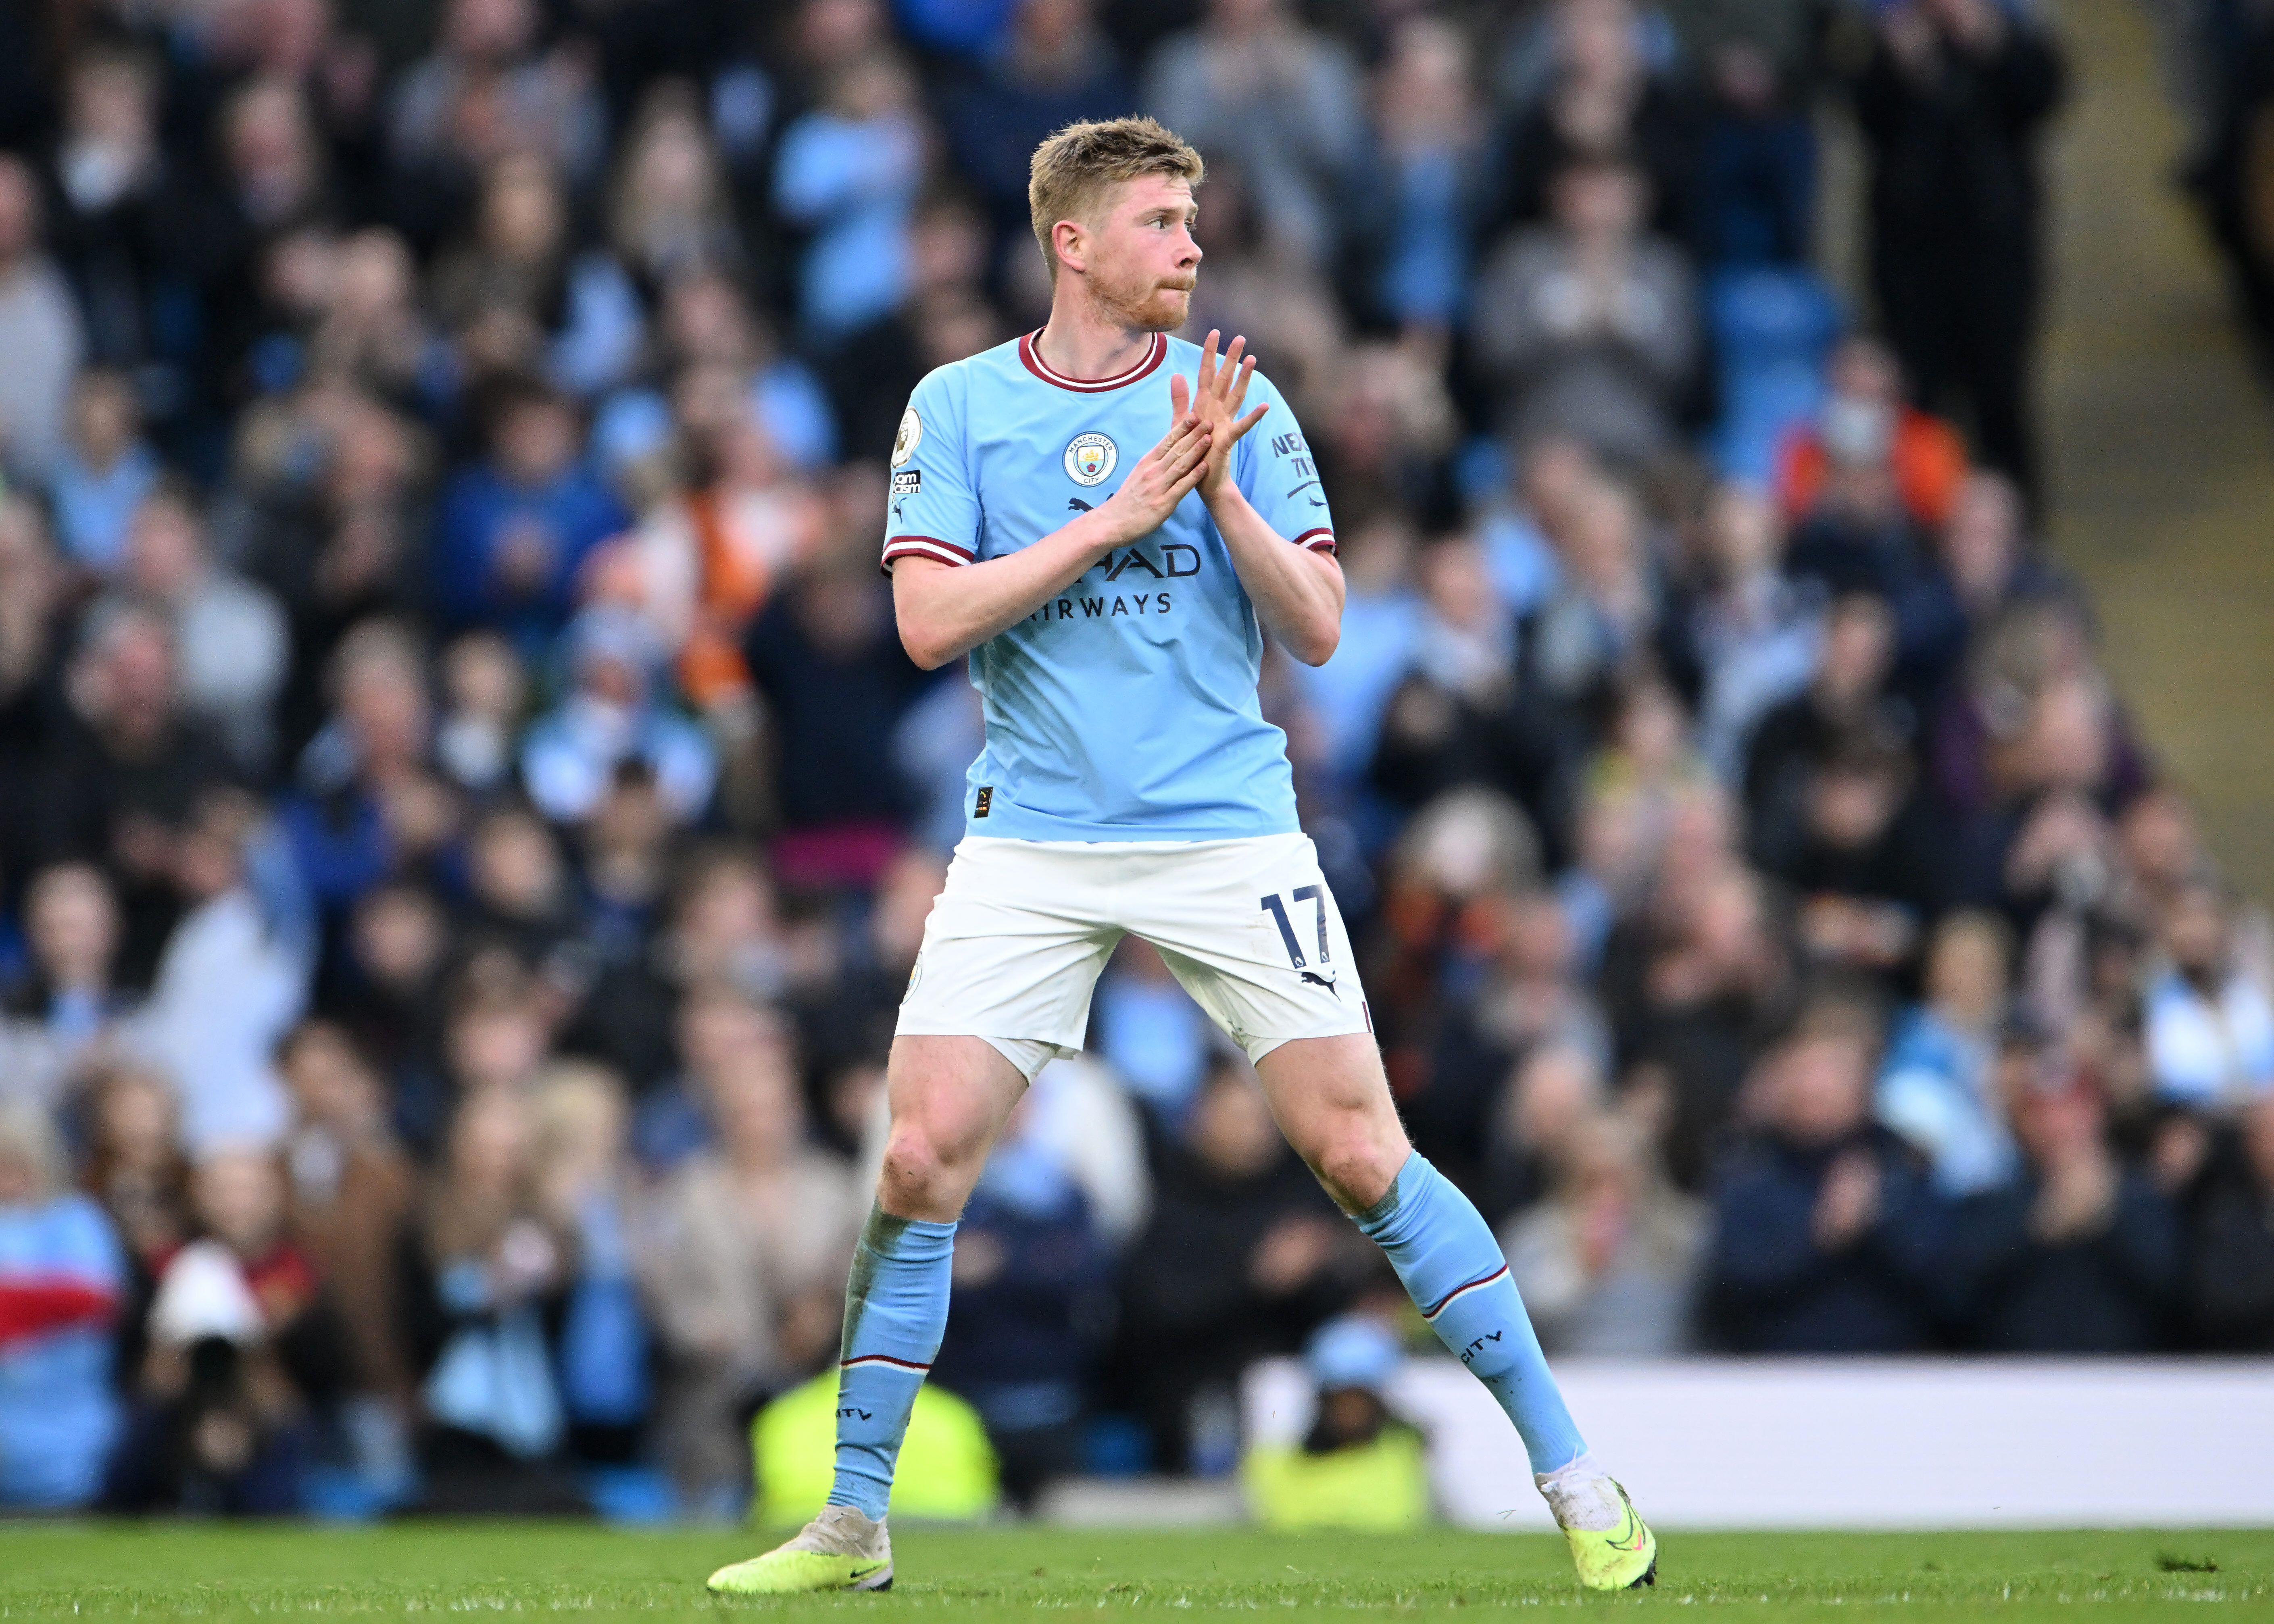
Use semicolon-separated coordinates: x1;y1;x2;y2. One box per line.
1018;329;1168;392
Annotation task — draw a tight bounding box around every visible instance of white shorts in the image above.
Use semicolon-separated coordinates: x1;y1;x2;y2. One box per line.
897;833;1374;1076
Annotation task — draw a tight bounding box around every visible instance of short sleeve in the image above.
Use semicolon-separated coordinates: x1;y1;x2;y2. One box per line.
881;368;981;573
1234;373;1336;554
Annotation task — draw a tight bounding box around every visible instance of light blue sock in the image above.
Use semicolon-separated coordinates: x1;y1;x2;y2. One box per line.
827;1206;957;1521
1355;1151;1586;1474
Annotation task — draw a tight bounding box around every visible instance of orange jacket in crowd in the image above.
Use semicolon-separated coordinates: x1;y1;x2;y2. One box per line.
1774;408;1969;532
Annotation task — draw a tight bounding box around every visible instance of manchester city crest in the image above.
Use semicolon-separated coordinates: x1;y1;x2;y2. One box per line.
1063;431;1117;487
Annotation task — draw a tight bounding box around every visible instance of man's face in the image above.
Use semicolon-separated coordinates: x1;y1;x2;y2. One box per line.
1071;173;1201;330
1774;1036;1868;1145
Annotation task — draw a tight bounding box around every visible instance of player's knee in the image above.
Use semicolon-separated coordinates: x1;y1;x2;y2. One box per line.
879;1121;964;1218
1311;1128;1403;1214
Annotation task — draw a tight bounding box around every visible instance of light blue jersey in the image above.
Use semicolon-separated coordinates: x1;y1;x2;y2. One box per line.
882;329;1336;842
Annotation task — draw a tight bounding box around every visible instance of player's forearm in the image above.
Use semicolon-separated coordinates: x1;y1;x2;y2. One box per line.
891;512;1126;669
1205;484;1344;666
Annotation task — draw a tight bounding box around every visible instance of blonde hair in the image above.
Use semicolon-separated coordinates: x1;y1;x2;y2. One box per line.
1028;116;1204;278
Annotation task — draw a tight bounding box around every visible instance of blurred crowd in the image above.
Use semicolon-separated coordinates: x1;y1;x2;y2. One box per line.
0;0;2270;1526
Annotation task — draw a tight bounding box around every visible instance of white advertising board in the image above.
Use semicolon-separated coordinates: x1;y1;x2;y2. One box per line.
1242;1357;2274;1529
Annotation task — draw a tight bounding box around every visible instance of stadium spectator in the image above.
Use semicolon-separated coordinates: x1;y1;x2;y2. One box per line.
431;378;629;646
1470;154;1699;462
238;393;434;756
1705;999;1948;1351
639;984;794;1172
1606;856;1796;1187
2183;1095;2274;1349
1357;17;1491;334
1744;588;1907;817
1677;0;1819;266
1141;0;1365;270
0;1100;125;1509
1773;335;1967;534
1754;732;1941;974
0;155;86;483
439;950;554;1104
79;1066;192;1285
1523;477;1669;708
606;84;742;308
567;847;785;1101
1365;548;1562;829
529;1064;650;1466
1897;472;2067;700
1685;482;1821;781
128;792;314;1153
396;1089;588;1514
1876;911;2018;1196
1851;0;2065;495
45;48;168;382
1491;0;1697;251
38;608;235;989
277;1022;417;1408
435;631;528;796
387;0;606;233
772;53;927;341
2194;0;2274;370
1478;1039;1614;1224
519;606;717;827
279;621;459;921
941;0;1131;257
594;365;828;711
329;882;454;1141
742;535;932;889
641;1020;857;1510
107;1143;353;1514
1242;1315;1429;1530
1947;1066;2181;1352
51;369;162;575
188;1146;354;1422
0;863;136;1111
115;484;292;774
429;154;621;398
2145;879;2274;1108
1501;1112;1703;1353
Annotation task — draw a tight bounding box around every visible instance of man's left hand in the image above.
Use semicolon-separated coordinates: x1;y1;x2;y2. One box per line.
1174;329;1271;503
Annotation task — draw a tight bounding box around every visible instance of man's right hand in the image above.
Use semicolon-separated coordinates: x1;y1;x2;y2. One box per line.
1095;409;1212;547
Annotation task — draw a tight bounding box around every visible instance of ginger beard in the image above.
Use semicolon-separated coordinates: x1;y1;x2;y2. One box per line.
1086;249;1194;331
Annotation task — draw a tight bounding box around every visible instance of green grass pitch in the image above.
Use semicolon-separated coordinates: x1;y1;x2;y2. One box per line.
0;1523;2266;1620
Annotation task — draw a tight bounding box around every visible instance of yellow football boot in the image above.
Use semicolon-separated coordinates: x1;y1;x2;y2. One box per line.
707;1505;894;1595
1544;1471;1657;1591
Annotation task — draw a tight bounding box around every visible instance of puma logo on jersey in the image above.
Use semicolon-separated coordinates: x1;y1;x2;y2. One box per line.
1300;969;1340;997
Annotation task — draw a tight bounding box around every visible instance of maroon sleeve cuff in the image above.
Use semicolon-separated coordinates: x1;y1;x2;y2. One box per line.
881;535;977;575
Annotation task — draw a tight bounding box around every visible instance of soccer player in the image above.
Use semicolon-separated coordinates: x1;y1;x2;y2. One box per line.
705;117;1655;1595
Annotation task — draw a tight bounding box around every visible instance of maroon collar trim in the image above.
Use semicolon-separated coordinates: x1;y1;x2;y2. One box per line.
1018;329;1168;392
